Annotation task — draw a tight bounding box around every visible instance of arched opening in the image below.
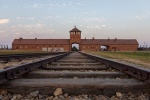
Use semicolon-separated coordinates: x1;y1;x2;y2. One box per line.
16;47;19;50
100;45;109;51
72;43;79;51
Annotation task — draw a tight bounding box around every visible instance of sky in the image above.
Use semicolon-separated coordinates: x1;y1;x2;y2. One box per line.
0;0;150;48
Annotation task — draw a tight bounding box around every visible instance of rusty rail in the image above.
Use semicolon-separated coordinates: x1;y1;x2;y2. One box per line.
0;52;66;61
79;52;150;84
0;52;71;85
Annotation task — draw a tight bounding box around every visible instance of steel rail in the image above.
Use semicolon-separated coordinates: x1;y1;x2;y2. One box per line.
79;52;150;84
0;52;66;61
0;52;71;85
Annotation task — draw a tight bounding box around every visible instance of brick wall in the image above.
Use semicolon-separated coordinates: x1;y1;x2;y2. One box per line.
12;44;70;52
12;44;138;52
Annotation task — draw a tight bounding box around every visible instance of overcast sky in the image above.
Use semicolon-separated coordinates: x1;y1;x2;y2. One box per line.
0;0;150;47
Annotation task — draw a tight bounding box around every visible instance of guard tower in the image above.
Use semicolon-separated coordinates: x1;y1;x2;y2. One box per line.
69;26;81;51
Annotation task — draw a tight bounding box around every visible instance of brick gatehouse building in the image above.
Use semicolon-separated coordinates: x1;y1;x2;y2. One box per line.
12;27;138;52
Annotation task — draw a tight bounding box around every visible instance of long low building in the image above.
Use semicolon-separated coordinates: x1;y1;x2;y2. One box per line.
12;27;138;52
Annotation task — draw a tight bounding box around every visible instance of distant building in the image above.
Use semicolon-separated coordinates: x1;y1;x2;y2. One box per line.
12;27;138;51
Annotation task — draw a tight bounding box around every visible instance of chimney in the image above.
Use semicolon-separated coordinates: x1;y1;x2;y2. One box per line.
92;37;94;41
108;38;110;41
85;37;86;41
19;37;23;41
115;38;117;42
35;37;37;40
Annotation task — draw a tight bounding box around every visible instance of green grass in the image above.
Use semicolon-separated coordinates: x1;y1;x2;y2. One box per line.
90;51;150;68
0;50;48;55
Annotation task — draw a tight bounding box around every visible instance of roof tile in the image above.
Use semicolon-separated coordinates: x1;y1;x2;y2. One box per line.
81;39;138;45
70;27;81;32
12;39;70;45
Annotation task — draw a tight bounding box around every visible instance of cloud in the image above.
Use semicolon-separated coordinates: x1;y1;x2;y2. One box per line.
48;2;82;8
0;31;5;33
86;25;111;29
49;4;55;6
146;11;150;14
82;17;106;22
0;19;10;24
33;4;40;8
135;15;146;20
16;17;35;20
36;24;43;28
80;11;88;14
62;4;66;6
135;10;150;20
11;23;45;30
16;17;21;20
102;25;107;28
87;25;101;29
25;3;44;9
76;3;81;5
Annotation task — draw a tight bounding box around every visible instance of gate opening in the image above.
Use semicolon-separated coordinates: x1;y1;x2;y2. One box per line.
72;43;79;51
100;46;109;51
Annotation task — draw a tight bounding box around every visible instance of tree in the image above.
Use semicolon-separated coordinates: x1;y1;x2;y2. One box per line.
72;46;78;51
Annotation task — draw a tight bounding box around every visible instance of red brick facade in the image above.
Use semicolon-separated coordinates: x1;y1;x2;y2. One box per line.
12;27;138;51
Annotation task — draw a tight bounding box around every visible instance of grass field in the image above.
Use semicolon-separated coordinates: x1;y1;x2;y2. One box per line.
0;50;47;55
90;51;150;69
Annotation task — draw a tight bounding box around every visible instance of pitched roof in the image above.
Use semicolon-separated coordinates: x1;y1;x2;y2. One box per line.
12;38;138;45
12;39;70;45
70;27;81;32
81;39;138;45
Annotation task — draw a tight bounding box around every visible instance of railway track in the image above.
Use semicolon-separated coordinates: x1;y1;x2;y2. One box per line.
0;52;149;99
0;52;65;62
0;52;66;69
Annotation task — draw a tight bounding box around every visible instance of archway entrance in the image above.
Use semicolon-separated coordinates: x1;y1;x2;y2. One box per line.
72;43;79;51
100;45;109;51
